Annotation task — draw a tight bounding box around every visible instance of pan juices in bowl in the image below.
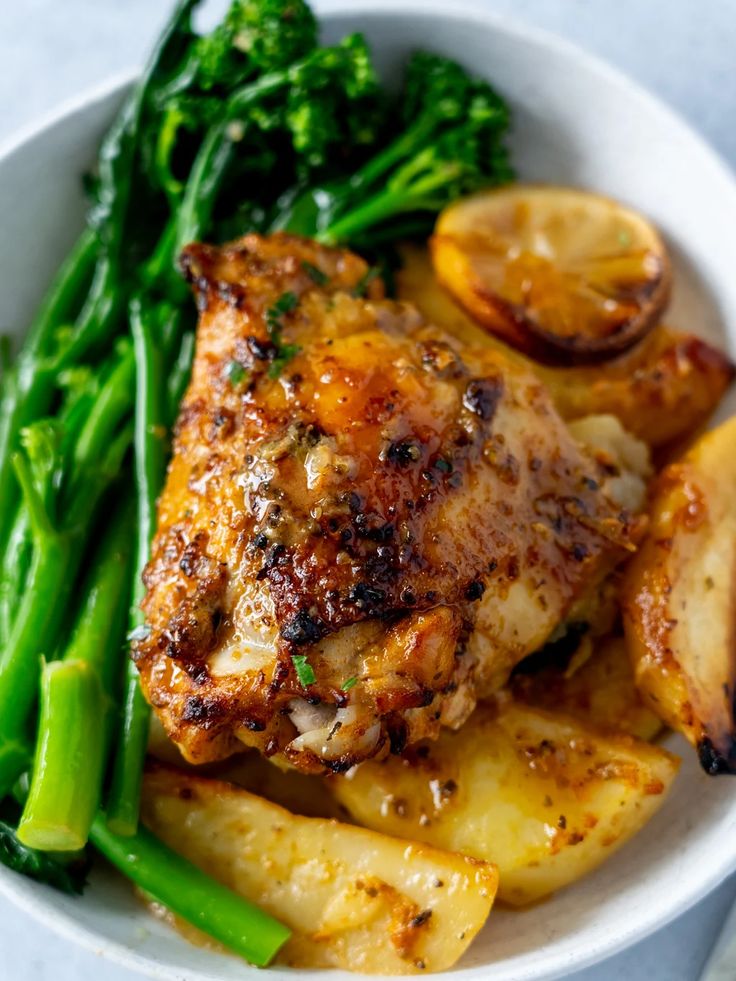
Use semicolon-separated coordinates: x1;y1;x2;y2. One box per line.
1;3;736;981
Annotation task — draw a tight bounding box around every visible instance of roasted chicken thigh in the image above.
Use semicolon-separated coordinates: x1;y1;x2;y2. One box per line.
134;233;641;773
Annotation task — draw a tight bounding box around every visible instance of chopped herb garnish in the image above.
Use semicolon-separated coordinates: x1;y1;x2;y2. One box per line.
225;359;248;386
341;676;358;691
352;266;380;298
265;293;301;378
266;291;299;328
292;654;316;687
434;458;452;474
267;344;302;380
301;261;329;286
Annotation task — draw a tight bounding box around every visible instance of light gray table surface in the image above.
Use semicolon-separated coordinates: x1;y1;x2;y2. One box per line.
1;1;735;979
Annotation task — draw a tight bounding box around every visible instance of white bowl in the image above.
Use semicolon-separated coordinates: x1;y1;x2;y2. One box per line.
1;2;736;979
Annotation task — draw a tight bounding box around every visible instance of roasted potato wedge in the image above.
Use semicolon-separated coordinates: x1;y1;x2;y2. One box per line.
397;244;733;448
142;765;497;974
622;416;736;773
432;186;671;363
512;635;663;741
327;700;678;906
543;329;734;449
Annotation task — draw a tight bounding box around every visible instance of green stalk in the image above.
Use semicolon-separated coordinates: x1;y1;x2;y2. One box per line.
318;188;445;245
67;348;135;503
0;0;198;559
0;508;31;647
173;70;291;257
0;366;104;646
39;0;197;361
17;503;134;851
0;349;135;797
105;682;150;837
52;260;120;372
274;116;440;240
140;218;178;288
0;336;10;377
0;501;71;797
345;114;436;192
166;331;195;424
316;154;460;245
17;664;105;850
175;121;236;254
0;229;97;554
106;302;168;835
19;230;98;363
90;0;198;267
90;818;291;967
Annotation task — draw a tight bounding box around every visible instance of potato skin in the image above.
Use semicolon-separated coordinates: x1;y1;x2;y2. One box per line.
141;764;497;974
397;244;734;449
622;416;736;773
327;699;678;906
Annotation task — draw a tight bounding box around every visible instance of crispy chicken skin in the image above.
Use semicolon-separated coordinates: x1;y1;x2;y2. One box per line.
134;233;641;773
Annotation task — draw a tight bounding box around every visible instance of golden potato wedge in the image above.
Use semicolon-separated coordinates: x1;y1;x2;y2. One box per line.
432;185;671;363
141;765;497;974
327;700;678;906
512;635;662;741
542;329;735;449
622;416;736;773
397;243;733;448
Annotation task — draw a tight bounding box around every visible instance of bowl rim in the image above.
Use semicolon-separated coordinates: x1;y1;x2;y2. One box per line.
1;2;735;979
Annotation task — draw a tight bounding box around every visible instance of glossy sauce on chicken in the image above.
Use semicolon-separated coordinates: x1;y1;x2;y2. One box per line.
134;233;641;772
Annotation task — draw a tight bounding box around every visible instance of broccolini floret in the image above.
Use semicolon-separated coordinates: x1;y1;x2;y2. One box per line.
195;0;318;90
274;50;512;245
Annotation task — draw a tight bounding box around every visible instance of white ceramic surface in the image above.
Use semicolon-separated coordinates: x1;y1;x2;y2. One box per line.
1;2;736;979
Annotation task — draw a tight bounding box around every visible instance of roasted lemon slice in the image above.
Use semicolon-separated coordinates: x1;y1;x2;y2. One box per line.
432;185;671;364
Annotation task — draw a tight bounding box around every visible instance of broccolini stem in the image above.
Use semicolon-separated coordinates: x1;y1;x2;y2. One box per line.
318;188;449;246
173;69;292;256
175;120;237;256
106;303;169;835
0;508;31;648
0;347;136;797
105;682;151;837
0;229;97;555
0;526;71;798
0;0;199;561
67;350;135;505
90;0;198;269
130;301;169;554
51;262;121;373
167;331;196;425
345;115;437;193
18;501;134;851
17;662;104;850
141;218;178;288
90;817;291;966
